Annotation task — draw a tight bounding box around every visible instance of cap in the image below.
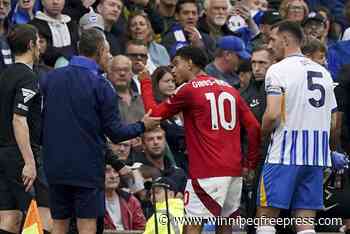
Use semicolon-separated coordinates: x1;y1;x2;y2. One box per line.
217;36;251;60
79;8;105;31
152;176;177;192
261;10;282;25
302;12;326;26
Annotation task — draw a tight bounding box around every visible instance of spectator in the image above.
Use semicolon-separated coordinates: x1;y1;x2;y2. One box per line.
97;0;125;55
302;38;327;66
9;0;39;26
143;177;185;234
0;0;13;71
104;164;146;231
251;10;282;49
134;127;186;217
161;0;216;60
326;39;350;80
316;7;338;47
156;0;177;34
197;0;232;40
224;0;260;49
306;0;346;30
126;40;150;93
123;0;164;35
63;0;94;22
135;127;185;178
108;55;145;123
151;66;176;102
54;8;104;68
205;35;251;88
108;139;133;163
151;66;188;173
302;12;328;45
238;60;253;92
127;13;170;73
79;8;105;32
30;0;79;67
40;28;160;234
279;0;309;23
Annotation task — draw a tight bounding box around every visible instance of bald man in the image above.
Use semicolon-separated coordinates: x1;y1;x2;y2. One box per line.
108;55;145;124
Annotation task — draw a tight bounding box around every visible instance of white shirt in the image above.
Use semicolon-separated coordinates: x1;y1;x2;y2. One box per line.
106;194;124;230
265;54;337;167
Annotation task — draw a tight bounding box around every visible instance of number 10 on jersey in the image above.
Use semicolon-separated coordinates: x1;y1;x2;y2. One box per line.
205;92;236;130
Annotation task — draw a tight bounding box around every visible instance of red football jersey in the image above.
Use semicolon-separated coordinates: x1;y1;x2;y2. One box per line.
141;74;260;179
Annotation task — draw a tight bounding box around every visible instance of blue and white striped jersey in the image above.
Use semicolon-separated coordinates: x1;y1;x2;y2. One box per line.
265;55;337;167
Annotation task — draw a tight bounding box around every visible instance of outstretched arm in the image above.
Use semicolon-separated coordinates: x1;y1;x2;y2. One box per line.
139;72;187;119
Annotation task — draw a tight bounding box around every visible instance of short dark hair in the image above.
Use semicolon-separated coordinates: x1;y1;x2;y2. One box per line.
301;39;327;55
252;44;273;58
7;24;38;56
175;46;209;70
277;21;304;44
175;0;198;14
78;28;106;57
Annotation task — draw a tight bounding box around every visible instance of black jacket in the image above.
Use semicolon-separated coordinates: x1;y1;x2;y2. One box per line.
30;16;79;67
240;79;266;123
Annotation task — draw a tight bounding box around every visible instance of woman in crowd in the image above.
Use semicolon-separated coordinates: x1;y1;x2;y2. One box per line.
151;66;188;173
128;12;170;73
280;0;309;23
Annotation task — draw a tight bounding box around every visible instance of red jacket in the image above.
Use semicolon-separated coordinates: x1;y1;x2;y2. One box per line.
104;190;146;231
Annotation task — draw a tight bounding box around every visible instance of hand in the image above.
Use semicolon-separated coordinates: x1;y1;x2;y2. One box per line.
243;168;255;185
236;5;251;22
82;0;96;8
138;68;151;81
22;161;37;192
331;151;350;170
184;26;204;47
119;165;132;176
142;109;161;131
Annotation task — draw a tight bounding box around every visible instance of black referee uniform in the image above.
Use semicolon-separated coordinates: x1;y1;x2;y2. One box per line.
0;63;48;211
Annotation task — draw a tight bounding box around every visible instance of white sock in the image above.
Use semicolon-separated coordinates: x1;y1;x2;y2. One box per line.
256;226;276;234
297;229;316;234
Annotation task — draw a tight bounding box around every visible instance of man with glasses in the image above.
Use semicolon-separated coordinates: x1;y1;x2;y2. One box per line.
126;40;154;94
107;55;145;124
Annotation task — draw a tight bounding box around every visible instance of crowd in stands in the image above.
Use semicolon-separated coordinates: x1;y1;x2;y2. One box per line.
2;0;350;233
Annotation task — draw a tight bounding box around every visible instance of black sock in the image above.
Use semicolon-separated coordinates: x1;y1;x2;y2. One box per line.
43;230;51;234
0;229;16;234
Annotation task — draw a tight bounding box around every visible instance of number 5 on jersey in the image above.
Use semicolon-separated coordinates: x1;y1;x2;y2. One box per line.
205;92;236;130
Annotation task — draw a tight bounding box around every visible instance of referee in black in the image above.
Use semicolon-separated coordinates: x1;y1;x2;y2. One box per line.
0;24;45;234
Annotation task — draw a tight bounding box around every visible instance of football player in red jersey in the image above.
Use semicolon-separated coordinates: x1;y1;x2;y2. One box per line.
139;46;261;234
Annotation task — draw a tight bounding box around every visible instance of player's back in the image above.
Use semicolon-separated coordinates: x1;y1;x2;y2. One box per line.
265;55;337;166
181;75;251;179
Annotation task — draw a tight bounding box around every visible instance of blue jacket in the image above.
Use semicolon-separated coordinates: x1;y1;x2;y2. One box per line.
306;0;347;27
327;41;350;80
41;56;145;188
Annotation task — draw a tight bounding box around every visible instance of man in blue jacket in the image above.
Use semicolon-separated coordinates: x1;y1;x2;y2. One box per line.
40;28;160;234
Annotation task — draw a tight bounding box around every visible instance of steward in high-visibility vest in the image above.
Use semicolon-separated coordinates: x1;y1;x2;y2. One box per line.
144;198;184;234
144;176;187;234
